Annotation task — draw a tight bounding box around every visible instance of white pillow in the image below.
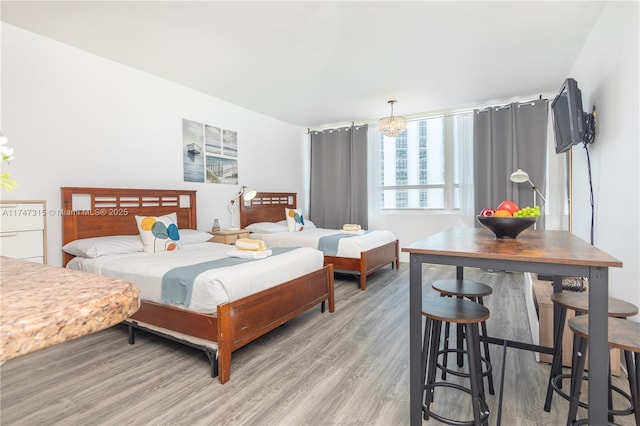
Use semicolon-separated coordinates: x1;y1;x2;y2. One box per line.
180;229;214;244
63;235;143;258
246;222;288;234
285;208;305;232
303;219;316;229
135;213;182;253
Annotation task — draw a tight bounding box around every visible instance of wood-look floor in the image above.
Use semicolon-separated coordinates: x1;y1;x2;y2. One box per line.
1;264;636;425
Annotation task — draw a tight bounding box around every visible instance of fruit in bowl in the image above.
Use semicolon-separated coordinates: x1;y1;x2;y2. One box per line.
476;201;540;238
479;208;495;217
496;200;519;215
513;205;541;217
493;209;513;217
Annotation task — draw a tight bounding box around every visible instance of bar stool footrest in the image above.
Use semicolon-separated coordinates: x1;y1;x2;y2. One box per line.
551;373;634;416
437;348;494;380
571;419;620;426
423;381;490;425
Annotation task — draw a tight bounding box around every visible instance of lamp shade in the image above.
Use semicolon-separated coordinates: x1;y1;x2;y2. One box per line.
242;188;257;201
236;185;256;201
510;168;530;184
509;168;546;205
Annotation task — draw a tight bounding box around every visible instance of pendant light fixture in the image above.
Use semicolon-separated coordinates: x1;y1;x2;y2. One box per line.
378;100;407;137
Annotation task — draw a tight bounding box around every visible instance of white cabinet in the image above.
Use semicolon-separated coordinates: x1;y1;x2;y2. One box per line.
0;200;47;263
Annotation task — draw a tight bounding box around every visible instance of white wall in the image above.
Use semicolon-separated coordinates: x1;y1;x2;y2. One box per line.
1;24;308;267
568;2;639;314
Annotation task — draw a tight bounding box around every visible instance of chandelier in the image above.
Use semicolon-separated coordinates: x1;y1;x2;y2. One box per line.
378;100;407;137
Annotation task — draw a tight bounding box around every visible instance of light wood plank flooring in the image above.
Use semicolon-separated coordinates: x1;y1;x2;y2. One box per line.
1;264;635;425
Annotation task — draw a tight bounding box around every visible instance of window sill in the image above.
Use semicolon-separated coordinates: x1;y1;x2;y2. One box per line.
381;208;460;215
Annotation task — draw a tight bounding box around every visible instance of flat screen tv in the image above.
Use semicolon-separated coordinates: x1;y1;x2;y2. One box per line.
551;78;586;153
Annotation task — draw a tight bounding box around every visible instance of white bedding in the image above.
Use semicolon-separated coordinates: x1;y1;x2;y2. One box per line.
67;243;324;314
249;229;396;258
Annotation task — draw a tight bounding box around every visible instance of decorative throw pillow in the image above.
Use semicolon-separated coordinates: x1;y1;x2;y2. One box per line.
135;213;182;253
285;208;305;232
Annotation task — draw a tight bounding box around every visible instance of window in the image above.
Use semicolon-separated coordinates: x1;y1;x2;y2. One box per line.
379;112;472;209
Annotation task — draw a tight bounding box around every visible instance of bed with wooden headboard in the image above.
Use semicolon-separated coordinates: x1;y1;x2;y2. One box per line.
61;187;334;384
239;192;399;290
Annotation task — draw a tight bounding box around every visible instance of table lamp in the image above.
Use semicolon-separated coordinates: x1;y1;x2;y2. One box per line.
227;186;256;230
511;169;550;279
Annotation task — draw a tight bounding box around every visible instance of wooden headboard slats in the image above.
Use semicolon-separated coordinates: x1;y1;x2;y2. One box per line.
239;192;297;229
61;187;197;266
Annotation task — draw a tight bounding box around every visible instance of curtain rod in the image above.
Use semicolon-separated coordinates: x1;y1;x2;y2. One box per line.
475;95;549;114
307;121;368;134
309;94;552;130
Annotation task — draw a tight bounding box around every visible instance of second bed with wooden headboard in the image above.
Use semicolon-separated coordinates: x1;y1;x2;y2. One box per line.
239;192;399;290
61;187;334;384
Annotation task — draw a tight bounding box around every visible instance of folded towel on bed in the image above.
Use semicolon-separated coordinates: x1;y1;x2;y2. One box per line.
226;249;273;259
342;224;362;231
235;238;267;251
341;229;365;235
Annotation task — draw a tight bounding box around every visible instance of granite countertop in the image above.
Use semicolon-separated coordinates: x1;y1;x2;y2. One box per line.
0;256;140;362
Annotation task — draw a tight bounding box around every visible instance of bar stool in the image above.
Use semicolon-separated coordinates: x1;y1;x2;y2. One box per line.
566;315;640;425
543;292;638;412
432;279;495;395
422;297;490;425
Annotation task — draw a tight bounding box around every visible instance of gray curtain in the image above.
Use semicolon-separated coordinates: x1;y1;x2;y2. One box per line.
310;125;368;229
473;99;548;227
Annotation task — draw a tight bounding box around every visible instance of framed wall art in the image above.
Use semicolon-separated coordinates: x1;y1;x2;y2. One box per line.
182;119;238;185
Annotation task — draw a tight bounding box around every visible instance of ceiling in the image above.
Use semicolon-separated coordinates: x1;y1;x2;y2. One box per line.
1;1;605;128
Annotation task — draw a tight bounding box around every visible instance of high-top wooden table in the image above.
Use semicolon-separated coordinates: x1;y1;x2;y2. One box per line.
403;227;623;425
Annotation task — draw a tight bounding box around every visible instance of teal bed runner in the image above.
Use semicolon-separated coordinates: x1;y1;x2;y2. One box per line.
317;231;369;256
161;247;294;307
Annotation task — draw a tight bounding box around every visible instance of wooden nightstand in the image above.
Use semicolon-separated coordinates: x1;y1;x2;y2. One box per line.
209;229;250;245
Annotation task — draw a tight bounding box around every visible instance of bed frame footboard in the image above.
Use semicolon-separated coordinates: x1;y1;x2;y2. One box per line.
217;264;334;383
237;191;399;292
127;265;334;384
324;240;399;290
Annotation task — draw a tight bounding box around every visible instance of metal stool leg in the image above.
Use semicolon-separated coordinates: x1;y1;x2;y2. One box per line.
635;352;640;426
421;316;432;406
608;363;614;423
438;293;451;381
497;341;508;426
457;296;464;368
442;321;451;380
424;319;442;418
567;335;588;424
466;322;487;426
544;305;568;411
477;296;495;395
457;317;464;367
624;351;640;426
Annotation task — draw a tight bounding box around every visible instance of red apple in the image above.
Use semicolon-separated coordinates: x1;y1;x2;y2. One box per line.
496;200;519;215
480;208;495;217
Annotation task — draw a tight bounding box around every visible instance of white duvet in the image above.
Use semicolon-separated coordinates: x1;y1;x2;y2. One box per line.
67;243;324;314
249;229;396;258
